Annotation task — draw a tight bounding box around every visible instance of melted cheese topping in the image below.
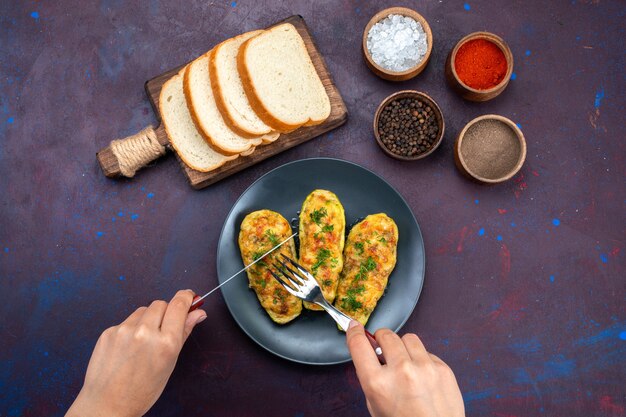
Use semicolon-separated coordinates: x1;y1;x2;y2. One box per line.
298;190;345;310
238;210;302;324
334;213;398;325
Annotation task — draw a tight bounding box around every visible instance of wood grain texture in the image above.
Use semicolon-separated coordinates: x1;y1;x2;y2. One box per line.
144;15;347;189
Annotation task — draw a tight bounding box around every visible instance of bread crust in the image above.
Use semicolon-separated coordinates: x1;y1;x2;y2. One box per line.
159;70;237;172
210;31;271;138
184;53;263;155
261;131;280;144
183;55;241;156
237;24;329;133
237;37;299;133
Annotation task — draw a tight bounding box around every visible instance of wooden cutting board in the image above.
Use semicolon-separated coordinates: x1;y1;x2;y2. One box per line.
97;15;348;189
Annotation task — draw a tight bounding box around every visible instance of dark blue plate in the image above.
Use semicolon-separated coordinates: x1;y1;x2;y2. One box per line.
217;158;425;365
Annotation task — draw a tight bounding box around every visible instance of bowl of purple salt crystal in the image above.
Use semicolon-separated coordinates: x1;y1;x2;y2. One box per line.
363;7;433;81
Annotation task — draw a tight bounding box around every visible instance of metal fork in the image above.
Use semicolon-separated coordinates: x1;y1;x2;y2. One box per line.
269;254;385;364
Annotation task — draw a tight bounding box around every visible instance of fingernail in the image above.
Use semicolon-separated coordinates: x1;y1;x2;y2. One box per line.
195;314;207;325
348;320;360;329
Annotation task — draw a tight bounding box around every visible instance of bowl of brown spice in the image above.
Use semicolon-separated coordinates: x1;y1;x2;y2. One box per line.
374;90;445;160
454;114;526;183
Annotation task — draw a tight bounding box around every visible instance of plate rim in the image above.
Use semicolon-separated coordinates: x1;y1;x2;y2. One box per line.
216;157;426;365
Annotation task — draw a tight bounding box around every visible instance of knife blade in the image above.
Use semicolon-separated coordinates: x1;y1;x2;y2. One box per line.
190;232;297;310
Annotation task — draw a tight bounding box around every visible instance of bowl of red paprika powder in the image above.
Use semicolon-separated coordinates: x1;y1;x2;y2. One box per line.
445;32;514;102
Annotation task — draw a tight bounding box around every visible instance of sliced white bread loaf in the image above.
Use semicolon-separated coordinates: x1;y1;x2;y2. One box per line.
210;30;273;138
184;52;266;155
238;23;331;132
159;70;238;172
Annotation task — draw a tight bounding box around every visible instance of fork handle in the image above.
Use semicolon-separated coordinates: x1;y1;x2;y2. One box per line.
316;298;386;364
364;329;385;365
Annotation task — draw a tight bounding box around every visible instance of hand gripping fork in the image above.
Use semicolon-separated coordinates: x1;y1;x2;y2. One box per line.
269;254;385;364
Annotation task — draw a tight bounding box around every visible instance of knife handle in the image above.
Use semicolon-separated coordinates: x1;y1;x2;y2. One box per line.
189;295;204;312
364;329;385;365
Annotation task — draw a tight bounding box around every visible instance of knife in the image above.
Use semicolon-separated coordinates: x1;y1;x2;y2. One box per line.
190;232;298;310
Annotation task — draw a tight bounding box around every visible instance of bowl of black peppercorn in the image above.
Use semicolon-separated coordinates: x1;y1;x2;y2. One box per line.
374;90;445;160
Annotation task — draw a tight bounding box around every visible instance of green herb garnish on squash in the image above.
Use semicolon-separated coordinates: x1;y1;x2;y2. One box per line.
341;285;365;311
310;208;328;226
265;230;280;246
311;248;332;272
354;241;365;255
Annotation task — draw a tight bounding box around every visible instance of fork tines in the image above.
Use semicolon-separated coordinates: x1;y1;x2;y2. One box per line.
268;267;298;294
268;254;316;297
272;262;299;286
279;254;313;281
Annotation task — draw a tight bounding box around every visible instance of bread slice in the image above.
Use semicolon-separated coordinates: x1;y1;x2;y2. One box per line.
238;23;331;132
210;30;273;138
184;52;265;155
261;131;280;144
159;70;238;172
239;146;256;156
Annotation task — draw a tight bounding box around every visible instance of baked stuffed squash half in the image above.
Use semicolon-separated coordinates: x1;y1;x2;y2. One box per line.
239;210;302;324
298;190;346;310
334;213;398;325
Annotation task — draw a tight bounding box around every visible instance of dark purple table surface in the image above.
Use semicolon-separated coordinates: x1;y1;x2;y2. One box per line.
1;1;624;416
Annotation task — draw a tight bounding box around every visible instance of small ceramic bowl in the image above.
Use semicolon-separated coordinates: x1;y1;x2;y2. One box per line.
454;114;526;183
374;90;445;160
363;7;433;81
445;32;514;101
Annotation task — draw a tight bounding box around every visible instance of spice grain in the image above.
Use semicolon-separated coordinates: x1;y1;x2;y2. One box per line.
367;14;428;72
460;119;521;179
455;39;507;90
377;98;440;157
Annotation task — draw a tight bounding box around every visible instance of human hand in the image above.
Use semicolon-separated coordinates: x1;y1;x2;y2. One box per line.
66;290;207;417
346;321;465;417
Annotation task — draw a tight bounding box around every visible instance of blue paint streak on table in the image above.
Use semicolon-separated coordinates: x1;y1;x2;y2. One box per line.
0;1;624;416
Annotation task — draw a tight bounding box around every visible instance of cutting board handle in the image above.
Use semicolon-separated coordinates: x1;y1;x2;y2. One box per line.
97;125;168;178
